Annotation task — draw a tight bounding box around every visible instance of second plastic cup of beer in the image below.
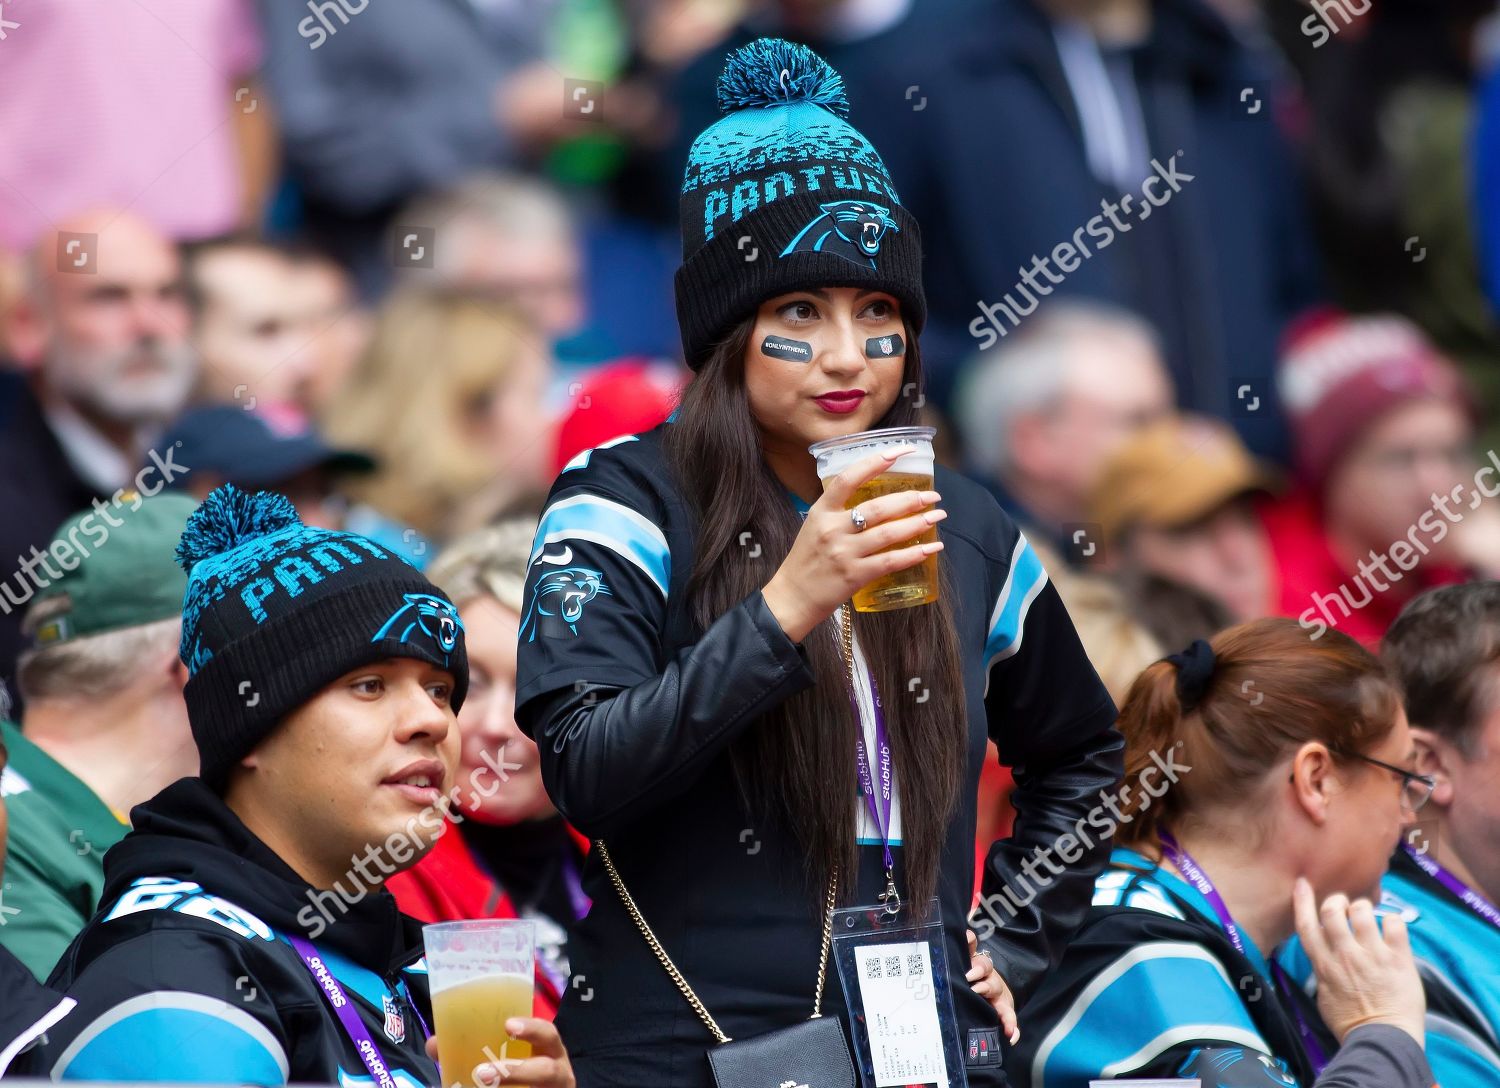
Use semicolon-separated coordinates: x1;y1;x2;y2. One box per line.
424;919;536;1087
808;425;939;612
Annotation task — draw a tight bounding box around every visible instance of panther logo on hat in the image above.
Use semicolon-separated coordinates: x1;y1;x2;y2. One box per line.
780;200;899;269
372;593;464;662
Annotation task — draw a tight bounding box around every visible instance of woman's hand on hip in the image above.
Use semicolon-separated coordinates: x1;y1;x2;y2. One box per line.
762;446;945;643
1292;876;1425;1048
967;928;1020;1045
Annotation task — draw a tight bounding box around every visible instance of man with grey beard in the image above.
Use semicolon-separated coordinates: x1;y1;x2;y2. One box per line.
0;209;196;713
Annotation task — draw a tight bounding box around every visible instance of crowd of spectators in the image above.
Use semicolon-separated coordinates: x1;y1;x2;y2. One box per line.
3;0;1500;1085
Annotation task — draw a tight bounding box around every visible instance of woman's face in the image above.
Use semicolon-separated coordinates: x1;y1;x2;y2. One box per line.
467;343;555;490
743;287;907;453
451;595;555;825
1311;709;1418;902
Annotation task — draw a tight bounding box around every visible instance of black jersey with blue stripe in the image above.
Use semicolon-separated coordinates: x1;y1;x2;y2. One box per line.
514;423;1122;1086
1278;847;1500;1088
25;779;438;1086
1006;847;1323;1088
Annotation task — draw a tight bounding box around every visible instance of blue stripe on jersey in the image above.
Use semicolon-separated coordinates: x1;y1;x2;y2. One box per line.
52;993;288;1083
560;434;640;473
1029;941;1269;1088
983;534;1047;688
285;937;393;1014
1384;867;1500;1085
531;493;670;597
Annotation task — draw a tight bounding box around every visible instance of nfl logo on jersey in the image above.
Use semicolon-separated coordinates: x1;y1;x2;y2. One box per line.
382;994;406;1044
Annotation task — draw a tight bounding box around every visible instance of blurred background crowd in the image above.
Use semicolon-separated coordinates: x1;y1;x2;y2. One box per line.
4;0;1500;1018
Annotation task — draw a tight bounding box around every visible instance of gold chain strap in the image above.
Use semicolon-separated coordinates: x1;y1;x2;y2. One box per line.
595;842;838;1045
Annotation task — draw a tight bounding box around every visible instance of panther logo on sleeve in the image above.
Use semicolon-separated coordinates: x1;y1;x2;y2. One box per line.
372;593;465;661
1176;1047;1297;1086
780;200;899;268
520;567;612;641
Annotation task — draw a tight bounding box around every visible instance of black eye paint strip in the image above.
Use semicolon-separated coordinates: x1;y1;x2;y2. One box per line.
761;335;813;362
865;333;905;358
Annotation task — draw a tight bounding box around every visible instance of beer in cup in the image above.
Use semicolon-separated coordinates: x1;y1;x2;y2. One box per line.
425;919;536;1086
808;425;939;612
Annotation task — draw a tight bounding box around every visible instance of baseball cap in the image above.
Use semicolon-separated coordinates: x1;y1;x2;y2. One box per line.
1091;415;1277;542
161;404;375;490
26;492;198;646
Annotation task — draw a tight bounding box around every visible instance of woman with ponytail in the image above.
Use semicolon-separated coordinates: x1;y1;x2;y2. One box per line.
513;38;1122;1088
1007;618;1436;1088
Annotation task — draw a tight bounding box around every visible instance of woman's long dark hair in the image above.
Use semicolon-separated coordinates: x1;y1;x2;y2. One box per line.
663;316;968;915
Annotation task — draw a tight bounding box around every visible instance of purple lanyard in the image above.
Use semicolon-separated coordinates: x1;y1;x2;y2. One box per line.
845;621;899;910
561;852;591;920
1405;843;1500;930
1158;831;1329;1076
288;935;424;1087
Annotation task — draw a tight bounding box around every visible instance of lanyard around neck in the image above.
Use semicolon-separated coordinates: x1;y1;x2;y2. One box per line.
1157;831;1329;1076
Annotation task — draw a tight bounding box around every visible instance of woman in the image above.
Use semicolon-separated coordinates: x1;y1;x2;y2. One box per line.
323;288;555;561
513;39;1123;1087
385;517;590;1018
1006;618;1436;1087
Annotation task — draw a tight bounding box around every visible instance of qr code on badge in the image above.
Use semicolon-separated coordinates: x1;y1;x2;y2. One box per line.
866;956;882;979
906;952;924;978
885;955;903;978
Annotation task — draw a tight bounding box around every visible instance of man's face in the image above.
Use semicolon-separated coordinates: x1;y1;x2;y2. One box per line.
1435;676;1500;899
290;259;368;414
1324;399;1474;562
238;658;461;886
32;218;194;426
1020;334;1172;509
1125;497;1273;621
450;226;583;339
193;248;323;410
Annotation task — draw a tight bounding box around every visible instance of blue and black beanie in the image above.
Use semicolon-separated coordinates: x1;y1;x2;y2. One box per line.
175;485;468;786
675;38;925;367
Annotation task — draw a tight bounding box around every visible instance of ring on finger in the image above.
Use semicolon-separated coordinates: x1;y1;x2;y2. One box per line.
850;506;868;532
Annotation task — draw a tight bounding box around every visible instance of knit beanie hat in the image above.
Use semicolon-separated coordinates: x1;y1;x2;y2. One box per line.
175;485;468;786
674;38;925;367
1277;310;1477;489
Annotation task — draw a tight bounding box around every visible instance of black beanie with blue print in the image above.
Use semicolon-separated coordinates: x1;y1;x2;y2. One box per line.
675;38;926;368
175;485;468;786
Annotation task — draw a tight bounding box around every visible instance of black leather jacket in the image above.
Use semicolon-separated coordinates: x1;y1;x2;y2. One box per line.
515;424;1123;1087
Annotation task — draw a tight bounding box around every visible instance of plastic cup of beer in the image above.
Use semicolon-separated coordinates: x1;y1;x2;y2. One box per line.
808;425;939;612
425;919;536;1087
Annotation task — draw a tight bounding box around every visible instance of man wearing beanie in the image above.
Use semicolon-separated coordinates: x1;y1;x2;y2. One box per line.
1263;311;1487;645
2;491;198;981
27;486;571;1085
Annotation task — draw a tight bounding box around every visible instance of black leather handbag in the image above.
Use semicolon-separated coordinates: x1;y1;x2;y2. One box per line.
595;841;856;1088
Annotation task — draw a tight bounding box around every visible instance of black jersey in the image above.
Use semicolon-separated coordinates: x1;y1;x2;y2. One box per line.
514;424;1123;1087
28;779;438;1086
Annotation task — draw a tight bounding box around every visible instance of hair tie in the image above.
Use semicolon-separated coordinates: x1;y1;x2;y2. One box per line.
1166;638;1215;712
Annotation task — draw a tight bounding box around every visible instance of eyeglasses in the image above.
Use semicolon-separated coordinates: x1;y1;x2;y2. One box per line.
1351;754;1436;815
1287;753;1436;814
